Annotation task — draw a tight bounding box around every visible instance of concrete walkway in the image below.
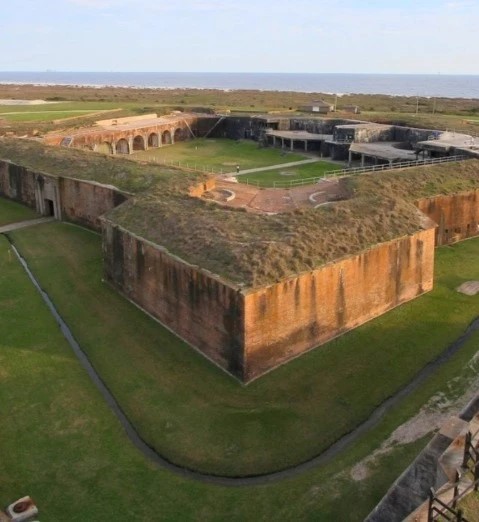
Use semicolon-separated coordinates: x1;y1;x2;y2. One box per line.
226;158;321;176
0;217;55;234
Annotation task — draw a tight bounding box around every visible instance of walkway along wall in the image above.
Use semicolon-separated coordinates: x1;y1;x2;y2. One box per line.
416;190;479;246
0;159;128;231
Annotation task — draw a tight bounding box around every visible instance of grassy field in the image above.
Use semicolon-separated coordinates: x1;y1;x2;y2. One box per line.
0;198;38;225
8;221;479;478
131;138;308;172
0;231;436;520
1;84;478;137
0;110;107;122
0;100;152;127
241;160;341;186
4;222;479;519
357;110;479;135
460;492;479;521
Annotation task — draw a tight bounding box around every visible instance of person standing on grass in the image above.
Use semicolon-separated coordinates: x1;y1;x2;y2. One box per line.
236;165;240;174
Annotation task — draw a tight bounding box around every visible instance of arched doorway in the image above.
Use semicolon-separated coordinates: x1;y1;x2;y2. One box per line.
162;130;172;145
148;133;159;148
96;142;113;154
174;127;187;142
116;139;129;154
133;135;145;151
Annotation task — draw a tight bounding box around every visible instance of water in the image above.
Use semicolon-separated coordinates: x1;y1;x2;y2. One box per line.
0;71;478;99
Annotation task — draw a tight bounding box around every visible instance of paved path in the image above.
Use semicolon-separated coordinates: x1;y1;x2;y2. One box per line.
0;217;55;234
226;158;320;176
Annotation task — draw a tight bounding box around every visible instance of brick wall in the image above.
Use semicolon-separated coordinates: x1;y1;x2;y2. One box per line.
101;221;246;380
416;191;479;246
60;177;128;231
0;160;127;231
243;228;436;381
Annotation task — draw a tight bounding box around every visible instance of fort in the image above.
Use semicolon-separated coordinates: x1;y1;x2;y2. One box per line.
1;112;479;382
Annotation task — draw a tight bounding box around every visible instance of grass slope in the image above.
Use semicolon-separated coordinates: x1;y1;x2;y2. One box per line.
9;222;479;477
0;197;38;226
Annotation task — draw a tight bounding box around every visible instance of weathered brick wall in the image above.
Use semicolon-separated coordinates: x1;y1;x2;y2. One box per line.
0;160;38;208
416;190;479;246
102;221;246;380
242;228;436;381
60;177;128;231
0;159;128;231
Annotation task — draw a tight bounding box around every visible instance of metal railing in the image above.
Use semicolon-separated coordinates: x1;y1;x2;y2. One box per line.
428;428;479;522
241;154;469;189
148;157;225;174
428;472;479;522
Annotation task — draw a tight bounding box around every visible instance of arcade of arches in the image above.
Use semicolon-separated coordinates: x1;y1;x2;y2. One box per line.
93;127;189;155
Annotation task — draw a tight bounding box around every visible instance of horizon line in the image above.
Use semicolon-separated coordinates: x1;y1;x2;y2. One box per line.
0;70;478;76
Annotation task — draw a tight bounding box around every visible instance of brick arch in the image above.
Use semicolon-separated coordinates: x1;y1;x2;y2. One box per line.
96;142;113;154
174;127;187;142
133;135;146;151
162;130;172;145
148;132;159;148
115;138;130;154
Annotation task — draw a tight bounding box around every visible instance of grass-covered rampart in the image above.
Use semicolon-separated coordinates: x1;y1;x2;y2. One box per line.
1;138;479;287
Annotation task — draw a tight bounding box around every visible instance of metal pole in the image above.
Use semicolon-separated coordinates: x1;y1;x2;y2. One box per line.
428;489;435;522
463;432;471;468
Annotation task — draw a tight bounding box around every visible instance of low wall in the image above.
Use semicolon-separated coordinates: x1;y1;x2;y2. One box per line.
101;222;246;380
416;190;479;246
243;228;436;380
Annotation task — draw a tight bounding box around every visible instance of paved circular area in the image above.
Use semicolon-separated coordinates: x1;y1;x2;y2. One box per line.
207;177;348;213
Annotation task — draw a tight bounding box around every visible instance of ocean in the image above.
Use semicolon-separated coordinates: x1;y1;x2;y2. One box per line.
0;71;478;99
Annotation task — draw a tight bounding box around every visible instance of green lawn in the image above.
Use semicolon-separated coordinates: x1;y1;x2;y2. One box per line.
460;492;479;521
4;226;479;520
0;110;107;122
9;222;479;478
240;160;342;187
0;101;135;122
0;198;38;225
132;138;308;173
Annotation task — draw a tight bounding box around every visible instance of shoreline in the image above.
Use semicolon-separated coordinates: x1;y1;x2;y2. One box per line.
0;71;478;99
0;81;477;101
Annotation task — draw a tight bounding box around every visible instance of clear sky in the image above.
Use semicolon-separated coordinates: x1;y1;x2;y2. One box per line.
1;0;477;74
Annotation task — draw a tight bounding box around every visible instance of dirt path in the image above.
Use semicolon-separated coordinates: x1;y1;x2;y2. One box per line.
0;217;54;234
